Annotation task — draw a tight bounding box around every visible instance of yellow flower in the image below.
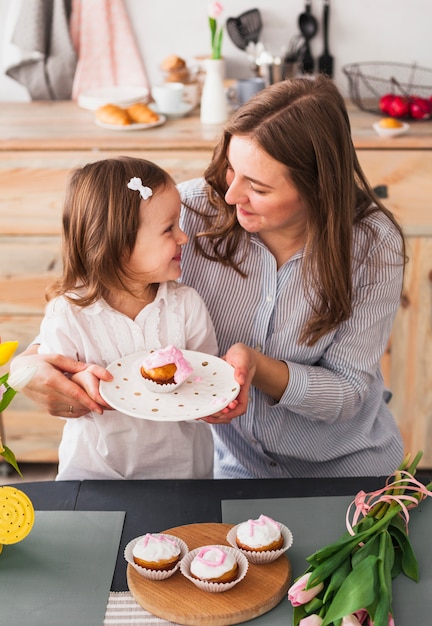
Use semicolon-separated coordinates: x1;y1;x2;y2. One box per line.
0;341;18;366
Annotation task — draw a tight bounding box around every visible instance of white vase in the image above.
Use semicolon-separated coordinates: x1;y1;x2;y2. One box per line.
200;58;228;125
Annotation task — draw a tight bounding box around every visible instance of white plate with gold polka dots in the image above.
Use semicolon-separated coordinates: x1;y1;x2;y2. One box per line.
99;350;240;421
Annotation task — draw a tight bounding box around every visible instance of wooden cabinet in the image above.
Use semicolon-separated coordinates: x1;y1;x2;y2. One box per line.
0;102;431;467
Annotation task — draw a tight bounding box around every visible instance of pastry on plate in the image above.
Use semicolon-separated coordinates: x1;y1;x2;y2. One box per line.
132;533;181;570
190;545;239;583
127;102;160;124
140;345;193;391
160;54;187;72
95;103;131;126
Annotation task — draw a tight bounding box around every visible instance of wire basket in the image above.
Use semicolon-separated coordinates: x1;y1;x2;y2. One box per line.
343;62;432;115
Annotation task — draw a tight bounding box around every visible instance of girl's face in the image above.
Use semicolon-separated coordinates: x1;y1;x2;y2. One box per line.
127;183;187;283
224;135;307;250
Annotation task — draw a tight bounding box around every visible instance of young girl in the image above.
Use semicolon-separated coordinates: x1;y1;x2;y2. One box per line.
37;156;218;480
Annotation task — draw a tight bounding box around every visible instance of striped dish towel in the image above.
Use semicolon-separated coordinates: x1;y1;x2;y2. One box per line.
104;592;181;626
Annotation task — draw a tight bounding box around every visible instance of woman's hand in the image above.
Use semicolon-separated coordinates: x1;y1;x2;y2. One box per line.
201;343;256;424
10;346;113;417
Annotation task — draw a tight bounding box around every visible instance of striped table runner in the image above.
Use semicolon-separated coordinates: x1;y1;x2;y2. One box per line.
104;592;181;626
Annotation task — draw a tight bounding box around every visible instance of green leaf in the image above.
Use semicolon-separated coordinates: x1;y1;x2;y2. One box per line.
322;556;351;603
351;533;380;569
307;517;375;566
0;385;17;412
0;445;22;477
293;604;308;626
389;518;419;581
321;555;379;626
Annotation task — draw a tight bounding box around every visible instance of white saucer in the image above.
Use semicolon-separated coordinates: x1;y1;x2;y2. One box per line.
78;86;149;110
372;120;410;138
148;101;195;120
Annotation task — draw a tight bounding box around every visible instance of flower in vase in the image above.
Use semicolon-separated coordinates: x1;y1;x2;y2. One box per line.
208;2;224;59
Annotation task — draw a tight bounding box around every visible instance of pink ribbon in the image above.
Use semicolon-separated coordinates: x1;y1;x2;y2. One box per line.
346;471;432;535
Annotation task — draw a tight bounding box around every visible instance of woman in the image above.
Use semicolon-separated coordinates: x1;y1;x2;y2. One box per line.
11;76;405;478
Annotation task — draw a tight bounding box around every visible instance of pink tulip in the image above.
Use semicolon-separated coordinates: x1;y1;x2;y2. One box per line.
208;1;223;19
288;573;324;607
342;615;363;626
353;610;369;624
299;616;323;626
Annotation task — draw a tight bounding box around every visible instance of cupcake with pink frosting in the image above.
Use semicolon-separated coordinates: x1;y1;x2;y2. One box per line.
140;345;193;393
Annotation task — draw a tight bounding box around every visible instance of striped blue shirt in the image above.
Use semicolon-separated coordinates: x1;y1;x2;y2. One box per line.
179;178;404;479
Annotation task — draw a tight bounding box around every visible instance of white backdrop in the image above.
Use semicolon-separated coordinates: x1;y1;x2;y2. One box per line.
0;0;431;102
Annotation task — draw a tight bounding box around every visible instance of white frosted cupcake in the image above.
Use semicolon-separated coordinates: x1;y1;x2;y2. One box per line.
180;544;248;593
226;515;293;564
124;533;188;580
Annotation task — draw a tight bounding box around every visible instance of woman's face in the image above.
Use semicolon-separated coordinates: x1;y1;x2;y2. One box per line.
126;183;188;283
224;135;307;249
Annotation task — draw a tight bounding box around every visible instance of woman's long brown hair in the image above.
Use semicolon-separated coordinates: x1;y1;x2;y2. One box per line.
192;75;406;346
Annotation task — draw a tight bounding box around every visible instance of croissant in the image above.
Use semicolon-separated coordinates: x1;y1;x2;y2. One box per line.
126;103;159;124
95;104;132;126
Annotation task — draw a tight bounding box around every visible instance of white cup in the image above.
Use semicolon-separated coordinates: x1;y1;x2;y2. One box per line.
151;82;184;113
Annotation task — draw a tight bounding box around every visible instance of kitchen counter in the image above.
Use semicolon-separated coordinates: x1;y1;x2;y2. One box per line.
0;100;431;468
0;100;431;151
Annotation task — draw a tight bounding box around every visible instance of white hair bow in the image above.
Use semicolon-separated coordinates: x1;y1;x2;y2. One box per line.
127;177;153;200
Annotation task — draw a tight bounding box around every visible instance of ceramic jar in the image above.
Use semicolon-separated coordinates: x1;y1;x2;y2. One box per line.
200;58;228;125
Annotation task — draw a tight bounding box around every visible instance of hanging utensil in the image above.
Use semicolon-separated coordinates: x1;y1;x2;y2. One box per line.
226;8;263;51
226;16;248;51
298;0;318;74
318;0;333;77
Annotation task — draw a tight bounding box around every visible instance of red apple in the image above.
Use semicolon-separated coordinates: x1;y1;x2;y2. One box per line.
379;93;395;114
387;96;410;118
409;96;431;120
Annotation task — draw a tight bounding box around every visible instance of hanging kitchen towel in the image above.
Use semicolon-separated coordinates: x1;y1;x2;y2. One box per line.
3;0;77;100
70;0;149;100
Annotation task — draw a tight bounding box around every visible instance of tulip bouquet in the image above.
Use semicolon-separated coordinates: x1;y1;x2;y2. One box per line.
208;2;224;59
288;452;432;626
0;341;37;476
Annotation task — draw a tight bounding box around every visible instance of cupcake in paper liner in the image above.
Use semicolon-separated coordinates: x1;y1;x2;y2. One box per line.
226;515;293;564
139;345;193;394
124;533;189;580
180;544;248;593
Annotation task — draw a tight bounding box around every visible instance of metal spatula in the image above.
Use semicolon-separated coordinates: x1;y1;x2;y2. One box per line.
227;8;262;51
318;0;333;77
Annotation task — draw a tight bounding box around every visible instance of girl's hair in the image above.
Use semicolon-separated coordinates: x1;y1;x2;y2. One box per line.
47;156;173;306
192;75;406;345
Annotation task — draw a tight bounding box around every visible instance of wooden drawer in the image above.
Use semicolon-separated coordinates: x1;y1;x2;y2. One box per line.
387;236;432;467
0;150;213;235
357;150;432;235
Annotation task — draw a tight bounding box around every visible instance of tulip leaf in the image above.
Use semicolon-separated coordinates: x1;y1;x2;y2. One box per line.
322;556;351;603
293;604;308;626
351;533;380;568
0;445;22;476
320;555;378;626
389;518;419;581
0;386;17;412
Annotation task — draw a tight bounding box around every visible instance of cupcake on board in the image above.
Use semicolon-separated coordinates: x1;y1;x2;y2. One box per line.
227;514;293;564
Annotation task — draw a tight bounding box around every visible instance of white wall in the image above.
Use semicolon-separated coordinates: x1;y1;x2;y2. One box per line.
0;0;431;101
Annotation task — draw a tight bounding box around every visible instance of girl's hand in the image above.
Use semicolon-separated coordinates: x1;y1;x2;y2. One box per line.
10;347;113;417
201;343;256;424
69;365;113;414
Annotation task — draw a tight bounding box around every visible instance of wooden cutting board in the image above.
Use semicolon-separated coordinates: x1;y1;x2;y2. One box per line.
127;522;292;626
